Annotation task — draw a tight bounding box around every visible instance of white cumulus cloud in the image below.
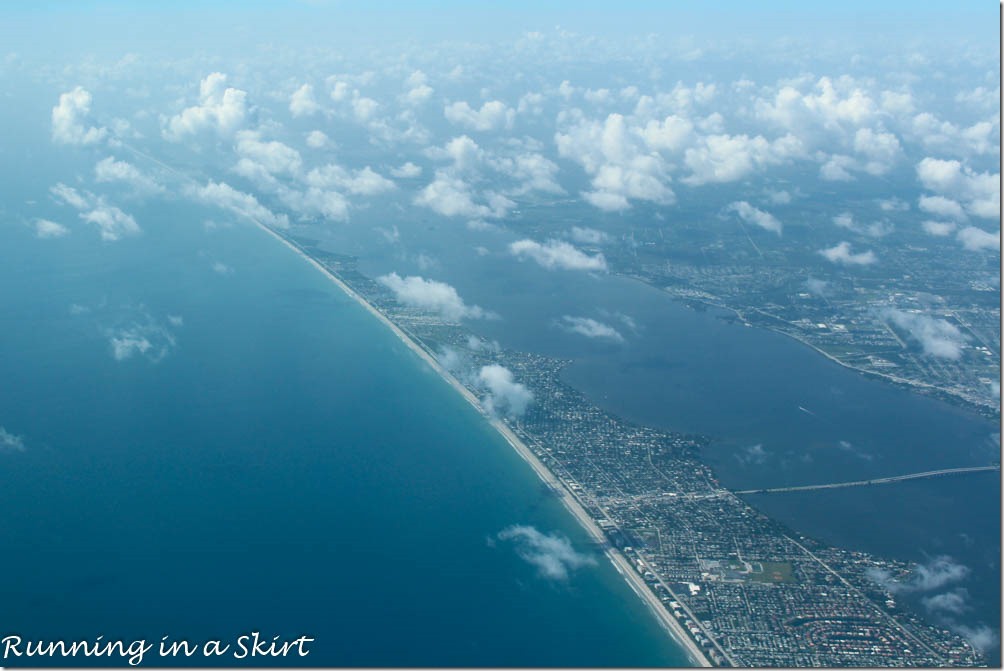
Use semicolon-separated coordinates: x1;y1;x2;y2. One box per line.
94;156;163;193
163;72;248;141
561;316;624;342
727;201;782;235
818;241;877;266
35;219;70;239
414;171;511;219
51;87;107;145
956;226;1000;252
885;310;968;360
921;220;957;237
188;180;289;229
289;83;320;117
497;525;595;580
377;273;490;321
444;100;515;131
478;365;533;417
916;157;999;220
509;239;607;271
50;182;139;241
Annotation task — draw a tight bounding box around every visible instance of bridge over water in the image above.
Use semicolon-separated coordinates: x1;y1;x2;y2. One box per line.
734;465;1000;496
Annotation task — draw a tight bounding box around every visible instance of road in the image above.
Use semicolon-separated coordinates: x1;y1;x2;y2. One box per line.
734;465;999;495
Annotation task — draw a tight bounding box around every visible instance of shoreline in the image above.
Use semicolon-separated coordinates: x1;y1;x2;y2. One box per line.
257;224;713;668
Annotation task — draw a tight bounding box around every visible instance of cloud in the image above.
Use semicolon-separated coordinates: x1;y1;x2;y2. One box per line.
885;309;968;360
478;364;533;417
806;277;829;296
0;427;26;452
377;273;490;321
755;76;877;133
956;226;1000;252
683;132;802;186
878;197;909;212
51;87;107;145
351;94;380;122
50;182;140;241
402;71;433;106
305;164;395;196
107;316;178;363
436;346;463;373
305;130;329;148
466;335;499;353
414;171;511;219
852;127;901;175
491;152;563;195
212;261;233;275
922;589;971;616
50;182;90;210
235;130;303;179
497;525;595;580
276;185;349;222
904;556;971;592
444;100;515;131
35;219;70;239
911;113;999;158
921;220;956;236
868;556;970;595
163;72;248;141
391;162;422;178
568;227;609;245
556;113;674;209
81;205;140;242
832;212;893;237
819;154;856;181
328;78;349;102
428;135;483;172
835;439;873;461
818;241;876;266
918;195;966;221
188;180;289;229
916;158;1000;220
736;443;767;465
561;316;624;342
517;91;544;115
509;239;607;271
767;189;792;204
289;83;320;117
727;201;782;235
955;625;999;654
94;156;163;193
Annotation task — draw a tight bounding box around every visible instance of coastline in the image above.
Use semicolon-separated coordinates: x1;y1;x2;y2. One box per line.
257;223;713;668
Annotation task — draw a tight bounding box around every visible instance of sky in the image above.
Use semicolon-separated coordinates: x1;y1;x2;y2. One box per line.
0;1;997;56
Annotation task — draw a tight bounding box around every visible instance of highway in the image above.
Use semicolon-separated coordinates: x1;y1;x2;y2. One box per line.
734;465;999;495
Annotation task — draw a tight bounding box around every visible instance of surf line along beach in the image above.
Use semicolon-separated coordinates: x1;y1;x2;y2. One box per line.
255;222;714;668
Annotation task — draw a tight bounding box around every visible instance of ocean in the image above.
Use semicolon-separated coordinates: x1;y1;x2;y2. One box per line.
0;189;691;666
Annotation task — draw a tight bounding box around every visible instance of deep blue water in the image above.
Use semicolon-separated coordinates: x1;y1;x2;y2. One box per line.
0;195;690;666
